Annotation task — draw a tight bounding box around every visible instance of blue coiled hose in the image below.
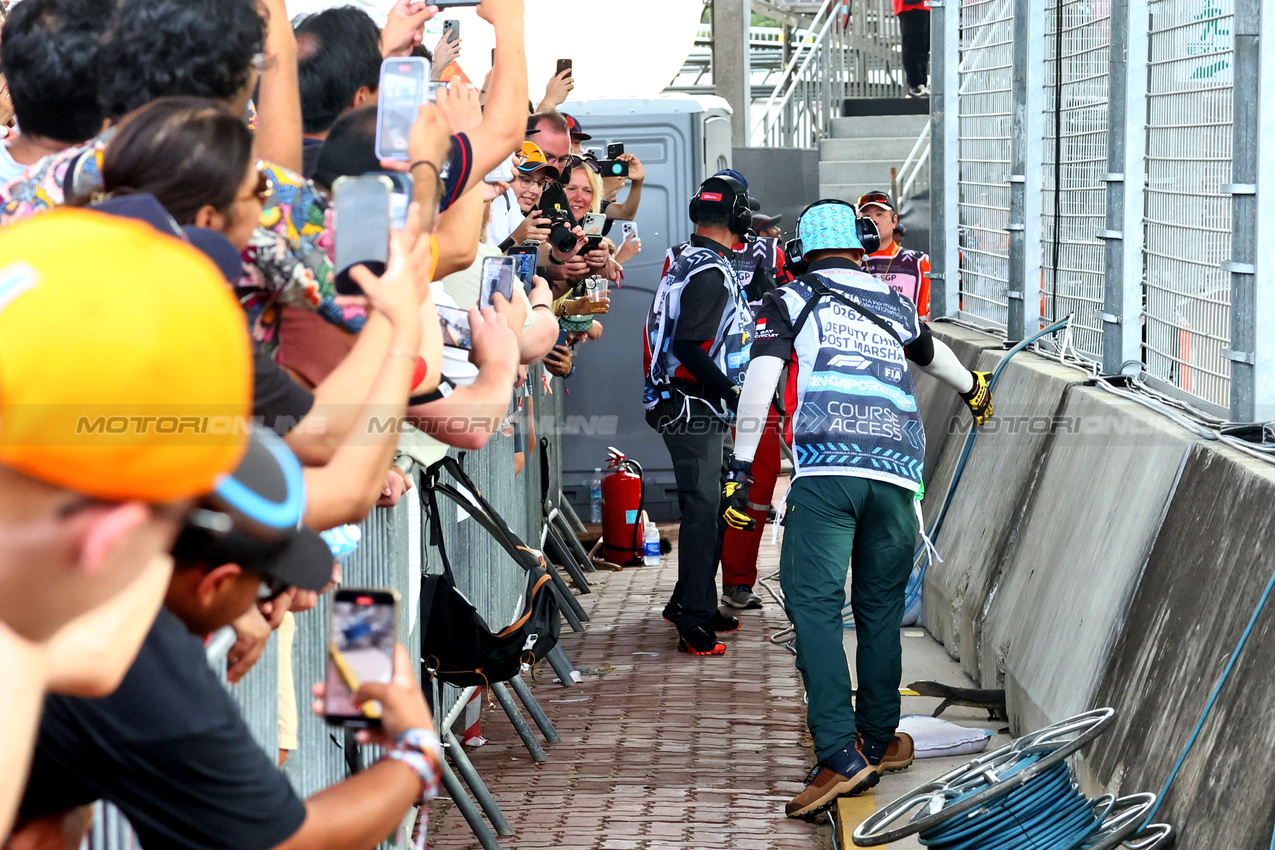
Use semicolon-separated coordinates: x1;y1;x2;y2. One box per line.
918;757;1110;850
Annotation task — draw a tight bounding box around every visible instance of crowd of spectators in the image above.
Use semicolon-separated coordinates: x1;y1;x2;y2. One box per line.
0;0;648;846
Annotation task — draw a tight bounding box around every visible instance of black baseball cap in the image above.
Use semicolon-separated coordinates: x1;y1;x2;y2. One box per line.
562;113;592;141
172;427;333;592
752;213;782;230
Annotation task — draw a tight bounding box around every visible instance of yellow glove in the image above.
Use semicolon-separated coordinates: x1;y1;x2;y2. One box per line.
721;459;755;531
960;370;994;427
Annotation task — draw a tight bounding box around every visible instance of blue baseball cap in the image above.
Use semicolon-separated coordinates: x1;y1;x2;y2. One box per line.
713;168;749;192
797;201;864;255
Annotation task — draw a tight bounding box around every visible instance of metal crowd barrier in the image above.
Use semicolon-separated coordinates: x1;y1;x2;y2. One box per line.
85;367;578;850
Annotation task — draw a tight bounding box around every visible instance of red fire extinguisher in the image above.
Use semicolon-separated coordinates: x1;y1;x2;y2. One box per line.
601;447;645;565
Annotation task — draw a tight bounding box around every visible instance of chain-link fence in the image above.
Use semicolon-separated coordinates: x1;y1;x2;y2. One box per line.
935;0;1264;417
956;0;1015;329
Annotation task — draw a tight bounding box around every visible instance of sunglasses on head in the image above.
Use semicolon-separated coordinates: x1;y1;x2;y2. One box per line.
573;154;601;174
857;192;892;209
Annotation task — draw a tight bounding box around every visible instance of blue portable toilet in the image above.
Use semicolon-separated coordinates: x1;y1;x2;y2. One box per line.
555;95;733;521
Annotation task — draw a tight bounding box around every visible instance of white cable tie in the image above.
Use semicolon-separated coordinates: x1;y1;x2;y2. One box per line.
916;501;943;566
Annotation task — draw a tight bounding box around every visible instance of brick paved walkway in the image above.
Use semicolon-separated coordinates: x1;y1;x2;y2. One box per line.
427;502;825;849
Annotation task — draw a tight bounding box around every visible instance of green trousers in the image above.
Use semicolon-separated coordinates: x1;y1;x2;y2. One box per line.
779;475;918;762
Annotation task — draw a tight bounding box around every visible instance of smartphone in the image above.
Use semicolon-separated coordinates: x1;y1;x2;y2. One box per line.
435;0;480;6
606;143;624;159
333;175;393;296
381;171;413;231
323;588;399;728
581;212;607;238
556;58;573;77
508;243;539;292
479;256;515;306
437;305;473;350
443;19;459;43
597;160;629;179
484;158;515;184
621;221;639;242
376;58;430;161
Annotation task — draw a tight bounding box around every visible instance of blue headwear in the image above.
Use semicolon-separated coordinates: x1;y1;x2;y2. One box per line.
796;200;864;255
712;168;749;193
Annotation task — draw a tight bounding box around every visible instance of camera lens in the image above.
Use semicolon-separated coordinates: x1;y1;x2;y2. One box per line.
549;222;576;253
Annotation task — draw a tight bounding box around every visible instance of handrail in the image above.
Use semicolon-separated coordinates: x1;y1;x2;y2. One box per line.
899;137;931;213
896;122;932;211
749;0;839;140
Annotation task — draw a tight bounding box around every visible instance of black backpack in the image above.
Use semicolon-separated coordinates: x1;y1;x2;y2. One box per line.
418;457;560;687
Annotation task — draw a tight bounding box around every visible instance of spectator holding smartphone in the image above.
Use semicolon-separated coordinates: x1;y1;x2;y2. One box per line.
0;210;254;837
11;432;442;850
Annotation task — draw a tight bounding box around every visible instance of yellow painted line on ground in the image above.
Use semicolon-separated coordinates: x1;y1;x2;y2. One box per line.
836;790;876;848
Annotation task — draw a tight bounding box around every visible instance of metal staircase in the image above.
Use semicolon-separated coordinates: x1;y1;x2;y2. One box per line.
751;0;908;149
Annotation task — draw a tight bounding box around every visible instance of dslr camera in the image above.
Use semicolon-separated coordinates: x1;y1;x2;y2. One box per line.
540;207;578;253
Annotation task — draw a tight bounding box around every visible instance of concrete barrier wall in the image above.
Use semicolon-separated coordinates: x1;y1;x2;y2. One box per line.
978;387;1192;733
920;334;1088;675
1088;442;1275;850
918;325;1275;850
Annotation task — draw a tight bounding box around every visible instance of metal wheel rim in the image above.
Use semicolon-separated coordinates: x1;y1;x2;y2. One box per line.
852;708;1115;846
1079;793;1157;850
1120;823;1173;850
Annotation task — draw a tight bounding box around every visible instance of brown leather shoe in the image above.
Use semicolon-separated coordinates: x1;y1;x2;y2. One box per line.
867;732;915;774
785;743;879;819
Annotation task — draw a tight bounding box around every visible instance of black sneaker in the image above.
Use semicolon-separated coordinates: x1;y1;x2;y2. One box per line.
662;600;683;623
710;612;740;633
677;625;725;656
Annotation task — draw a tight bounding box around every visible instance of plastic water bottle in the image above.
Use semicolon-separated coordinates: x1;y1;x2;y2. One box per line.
642;513;661;566
590;468;603;523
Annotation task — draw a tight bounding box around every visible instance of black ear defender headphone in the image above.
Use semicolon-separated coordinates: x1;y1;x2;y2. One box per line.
788;198;882;261
689;175;754;237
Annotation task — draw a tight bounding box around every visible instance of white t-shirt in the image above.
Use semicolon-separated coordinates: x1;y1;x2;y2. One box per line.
486;188;524;247
0;143;29;185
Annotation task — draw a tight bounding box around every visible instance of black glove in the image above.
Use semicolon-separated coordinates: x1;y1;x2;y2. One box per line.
722;457;755;531
960;370;994;426
725;385;741;414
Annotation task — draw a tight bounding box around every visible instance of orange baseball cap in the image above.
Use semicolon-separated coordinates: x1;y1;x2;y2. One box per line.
0;209;253;503
517;141;560;179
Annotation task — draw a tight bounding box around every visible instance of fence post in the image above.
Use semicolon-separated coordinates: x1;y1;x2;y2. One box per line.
1253;2;1275;422
1100;0;1149;375
713;0;752;147
1006;0;1044;342
929;0;960;319
1227;0;1262;420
